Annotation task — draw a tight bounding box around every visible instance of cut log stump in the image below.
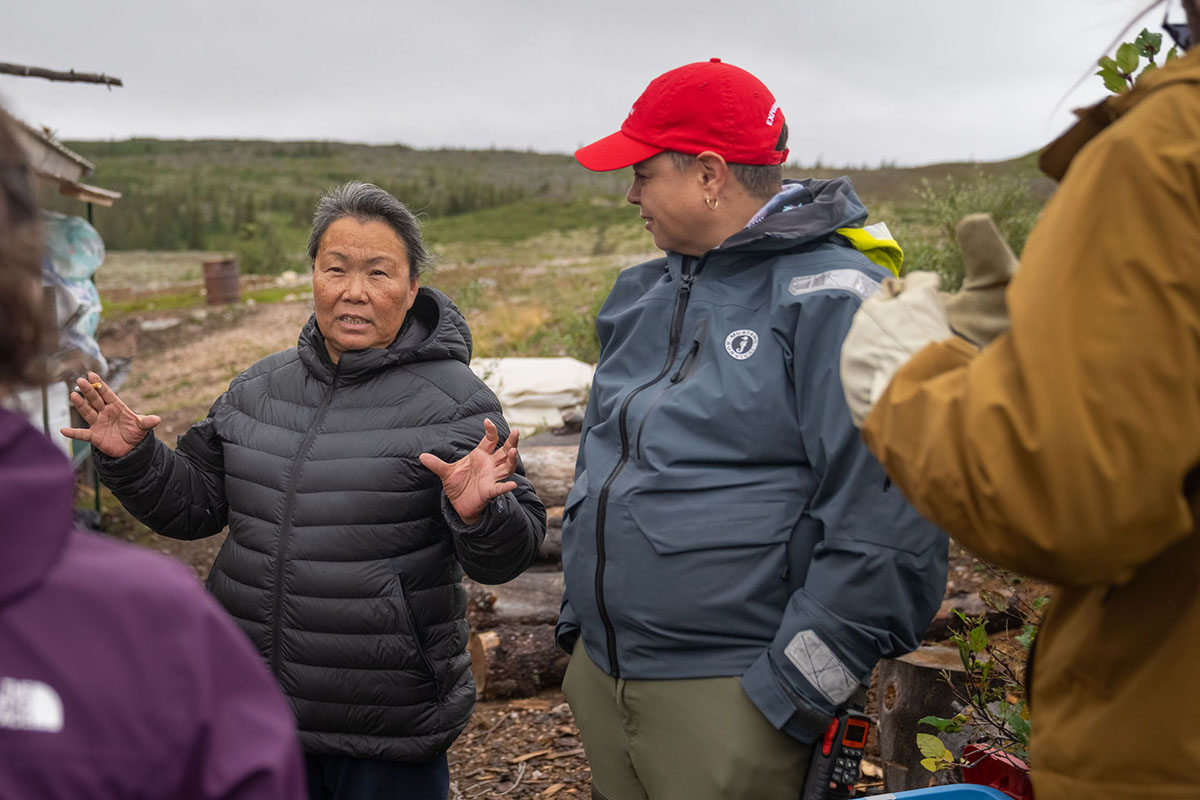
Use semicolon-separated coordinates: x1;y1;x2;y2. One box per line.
876;646;969;792
468;623;568;699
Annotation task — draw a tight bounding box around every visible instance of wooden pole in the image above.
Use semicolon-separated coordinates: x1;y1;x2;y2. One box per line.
0;63;123;88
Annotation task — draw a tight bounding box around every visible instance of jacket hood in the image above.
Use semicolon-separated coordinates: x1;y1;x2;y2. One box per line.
299;287;474;383
0;410;74;605
720;177;869;254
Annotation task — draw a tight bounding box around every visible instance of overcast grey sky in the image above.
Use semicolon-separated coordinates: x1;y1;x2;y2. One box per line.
0;1;1177;167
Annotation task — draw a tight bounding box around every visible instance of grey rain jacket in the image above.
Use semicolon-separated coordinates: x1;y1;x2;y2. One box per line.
97;288;546;762
557;178;947;744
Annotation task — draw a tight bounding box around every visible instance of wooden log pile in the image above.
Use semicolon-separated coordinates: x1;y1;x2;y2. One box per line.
465;569;565;699
521;446;577;508
467;439;578;699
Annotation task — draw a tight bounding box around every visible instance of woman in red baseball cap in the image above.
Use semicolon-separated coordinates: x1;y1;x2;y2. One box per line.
557;59;945;800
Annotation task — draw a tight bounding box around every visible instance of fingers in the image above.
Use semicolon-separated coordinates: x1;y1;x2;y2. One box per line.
68;387;99;424
487;480;518;499
479;417;502;450
139;414;163;431
418;452;451;479
89;371;125;409
73;376;106;415
60;426;92;443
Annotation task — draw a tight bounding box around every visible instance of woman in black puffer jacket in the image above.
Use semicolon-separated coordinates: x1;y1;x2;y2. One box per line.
65;182;546;800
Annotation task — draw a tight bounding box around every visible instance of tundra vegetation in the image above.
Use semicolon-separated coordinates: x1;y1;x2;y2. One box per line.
52;138;1049;364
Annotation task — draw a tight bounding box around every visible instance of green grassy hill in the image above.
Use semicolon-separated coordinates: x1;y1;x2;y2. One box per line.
52;138;1049;274
57;139;1053;362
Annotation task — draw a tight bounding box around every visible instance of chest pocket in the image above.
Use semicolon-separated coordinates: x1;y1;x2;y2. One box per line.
634;318;797;468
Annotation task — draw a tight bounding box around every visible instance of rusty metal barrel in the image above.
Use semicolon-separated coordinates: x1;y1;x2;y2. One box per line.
202;258;240;305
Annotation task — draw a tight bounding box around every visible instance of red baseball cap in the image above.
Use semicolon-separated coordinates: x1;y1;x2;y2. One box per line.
575;58;789;172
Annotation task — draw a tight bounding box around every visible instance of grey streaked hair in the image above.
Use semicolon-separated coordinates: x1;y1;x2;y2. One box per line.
306;181;429;280
668;150;785;202
667;121;788;201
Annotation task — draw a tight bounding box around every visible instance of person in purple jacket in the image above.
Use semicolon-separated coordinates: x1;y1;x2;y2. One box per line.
0;110;306;798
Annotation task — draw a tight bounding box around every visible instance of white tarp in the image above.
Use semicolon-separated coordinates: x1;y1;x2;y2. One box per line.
469;357;594;430
3;385;71;457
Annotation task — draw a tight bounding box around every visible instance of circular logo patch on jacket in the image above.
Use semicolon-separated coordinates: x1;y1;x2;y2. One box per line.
725;329;758;360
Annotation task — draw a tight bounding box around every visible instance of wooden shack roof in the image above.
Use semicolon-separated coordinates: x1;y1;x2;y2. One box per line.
10;116;121;207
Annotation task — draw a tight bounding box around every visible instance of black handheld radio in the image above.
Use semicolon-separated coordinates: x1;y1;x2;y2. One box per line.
801;709;872;800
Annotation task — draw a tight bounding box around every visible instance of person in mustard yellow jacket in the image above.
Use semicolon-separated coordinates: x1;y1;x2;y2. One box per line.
840;7;1200;799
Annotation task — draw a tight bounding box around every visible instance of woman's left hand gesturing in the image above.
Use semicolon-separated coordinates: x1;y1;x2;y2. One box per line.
419;418;520;526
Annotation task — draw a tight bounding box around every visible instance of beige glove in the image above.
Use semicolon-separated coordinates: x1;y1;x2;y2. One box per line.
941;214;1019;348
840;271;953;427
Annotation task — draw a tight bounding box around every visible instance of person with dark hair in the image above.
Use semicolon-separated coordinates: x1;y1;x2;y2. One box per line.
557;60;947;799
839;3;1200;797
0;113;306;797
63;181;546;800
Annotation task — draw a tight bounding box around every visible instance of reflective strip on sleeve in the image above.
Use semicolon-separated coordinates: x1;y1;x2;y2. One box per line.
783;630;859;705
788;270;882;301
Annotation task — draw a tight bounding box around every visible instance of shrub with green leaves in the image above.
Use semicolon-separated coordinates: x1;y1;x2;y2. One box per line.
1097;28;1179;94
917;570;1049;775
891;169;1044;291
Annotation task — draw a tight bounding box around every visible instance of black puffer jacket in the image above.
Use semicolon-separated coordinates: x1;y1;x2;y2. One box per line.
96;288;546;762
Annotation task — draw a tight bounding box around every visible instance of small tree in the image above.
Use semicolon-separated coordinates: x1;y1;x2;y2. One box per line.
1096;29;1179;94
916;568;1047;775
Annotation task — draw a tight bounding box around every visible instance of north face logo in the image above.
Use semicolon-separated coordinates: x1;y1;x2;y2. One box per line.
0;677;63;733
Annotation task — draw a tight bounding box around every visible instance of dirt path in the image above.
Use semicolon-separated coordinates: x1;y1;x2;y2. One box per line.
103;301;315;442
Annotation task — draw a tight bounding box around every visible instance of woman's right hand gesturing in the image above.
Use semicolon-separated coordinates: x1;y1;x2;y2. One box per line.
61;371;162;458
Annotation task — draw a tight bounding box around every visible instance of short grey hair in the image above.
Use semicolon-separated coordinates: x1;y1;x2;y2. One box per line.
668;151;784;202
307;181;429;280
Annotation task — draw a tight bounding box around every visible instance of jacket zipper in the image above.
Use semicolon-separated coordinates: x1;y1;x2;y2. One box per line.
394;563;444;701
594;256;705;677
269;365;341;676
634;317;708;461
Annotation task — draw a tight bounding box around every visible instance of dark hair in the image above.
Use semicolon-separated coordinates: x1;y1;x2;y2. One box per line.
306;182;429;280
667;122;788;201
0;112;44;388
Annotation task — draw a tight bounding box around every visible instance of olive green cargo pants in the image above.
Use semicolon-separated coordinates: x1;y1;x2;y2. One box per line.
562;640;811;800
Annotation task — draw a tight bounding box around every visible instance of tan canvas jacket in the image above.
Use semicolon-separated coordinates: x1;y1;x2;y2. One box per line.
863;53;1200;799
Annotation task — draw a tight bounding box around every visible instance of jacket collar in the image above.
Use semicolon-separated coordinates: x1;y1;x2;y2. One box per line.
665;177;870;279
298;287;474;384
0;409;74;606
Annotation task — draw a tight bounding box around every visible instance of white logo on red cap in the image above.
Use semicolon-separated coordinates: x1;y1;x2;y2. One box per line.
766;102;780;127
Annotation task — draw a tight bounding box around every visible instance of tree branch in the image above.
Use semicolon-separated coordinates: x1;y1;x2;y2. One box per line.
0;63;123;88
